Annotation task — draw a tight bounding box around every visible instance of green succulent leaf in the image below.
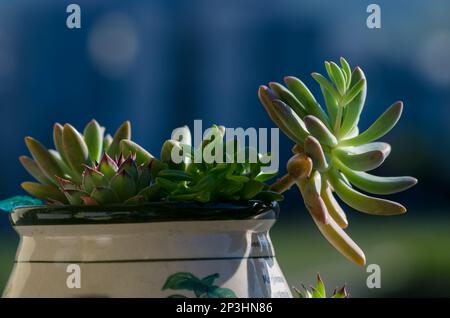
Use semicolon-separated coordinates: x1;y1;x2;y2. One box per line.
339;67;367;138
55;176;78;191
321;179;348;229
334;143;390;171
48;149;73;178
62;124;89;181
259;86;304;143
21;182;67;203
64;189;89;205
161;140;183;166
328;62;346;95
155;177;179;192
137;184;161;201
107;121;131;159
120;140;154;166
340;57;352;89
53;123;70;166
297;172;329;224
312;212;366;266
81;167;107;194
269;82;307;118
320;82;339;127
118;156;138;180
341;78;365;107
335;161;417;195
270;99;310;145
90;187;120;205
110;170;137;201
137;164;152;190
311;72;341;102
304;115;337;147
103;134;113;151
284;76;330;127
328;169;406;215
253;190;284;202
25;137;64;185
340;101;403;146
19;156;53;185
97;154;119;180
240;180;265;200
332;286;349;298
304;136;329;172
316;274;326;298
83;120;103;164
158;169;193;181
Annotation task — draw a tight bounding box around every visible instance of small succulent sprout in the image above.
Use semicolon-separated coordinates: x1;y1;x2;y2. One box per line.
293;274;349;298
260;58;417;265
154;125;283;203
20;120;154;205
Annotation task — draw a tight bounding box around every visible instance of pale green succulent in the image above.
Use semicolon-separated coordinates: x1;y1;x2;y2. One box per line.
20;120;155;205
293;274;348;298
259;58;417;265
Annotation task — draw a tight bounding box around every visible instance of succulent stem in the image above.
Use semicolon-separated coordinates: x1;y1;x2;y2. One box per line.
270;174;295;193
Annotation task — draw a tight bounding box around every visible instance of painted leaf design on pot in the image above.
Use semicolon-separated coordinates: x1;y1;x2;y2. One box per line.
163;272;237;298
162;272;202;291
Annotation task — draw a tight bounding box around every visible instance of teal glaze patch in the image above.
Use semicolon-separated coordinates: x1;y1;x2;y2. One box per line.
0;196;43;213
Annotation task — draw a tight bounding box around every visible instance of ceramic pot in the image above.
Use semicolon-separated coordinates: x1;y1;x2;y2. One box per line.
2;201;292;298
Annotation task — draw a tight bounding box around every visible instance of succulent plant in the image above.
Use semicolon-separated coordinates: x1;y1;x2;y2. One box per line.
259;58;417;265
153;124;282;203
19;120;281;206
20;120;155;205
293;274;348;298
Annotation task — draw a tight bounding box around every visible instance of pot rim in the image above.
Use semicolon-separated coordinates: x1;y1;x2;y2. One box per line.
10;200;279;226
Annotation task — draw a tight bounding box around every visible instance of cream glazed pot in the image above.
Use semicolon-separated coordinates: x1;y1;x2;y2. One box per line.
3;201;292;298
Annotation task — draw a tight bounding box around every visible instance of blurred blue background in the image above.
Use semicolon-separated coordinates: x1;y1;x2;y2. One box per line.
0;0;449;297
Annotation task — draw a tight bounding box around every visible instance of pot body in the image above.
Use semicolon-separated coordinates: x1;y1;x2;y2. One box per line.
3;203;292;298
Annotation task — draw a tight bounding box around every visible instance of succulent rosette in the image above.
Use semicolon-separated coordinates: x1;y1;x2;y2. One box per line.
20;120;155;205
259;58;417;265
153;124;282;203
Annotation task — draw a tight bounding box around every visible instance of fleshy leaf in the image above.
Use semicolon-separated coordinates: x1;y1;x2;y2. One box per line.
340;101;403;146
120;140;154;166
284;76;330;127
25;137;64;185
328;169;406;215
19;156;53;185
62;124;89;181
21;182;68;203
339;67;367;138
83;120;103;164
107;121;131;159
